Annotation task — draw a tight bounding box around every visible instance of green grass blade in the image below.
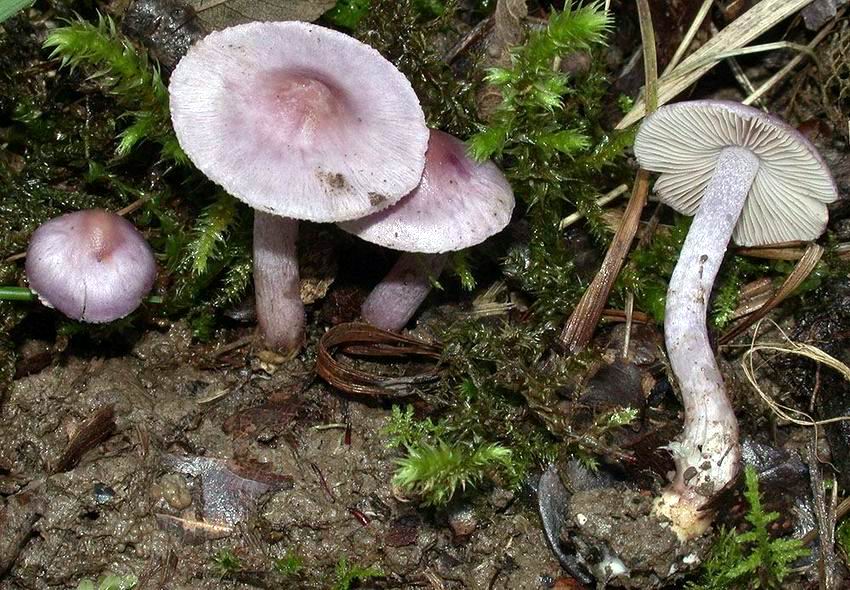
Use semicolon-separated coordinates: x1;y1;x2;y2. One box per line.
0;0;33;23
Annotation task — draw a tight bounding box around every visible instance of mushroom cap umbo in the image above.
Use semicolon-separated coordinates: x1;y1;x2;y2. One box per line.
169;21;429;223
25;210;157;323
338;129;515;253
634;100;838;247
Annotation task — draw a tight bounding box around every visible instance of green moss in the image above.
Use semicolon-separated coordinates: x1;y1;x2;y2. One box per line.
272;552;304;577
687;466;809;589
76;574;137;590
331;557;383;590
358;0;477;137
211;548;242;578
43;14;183;162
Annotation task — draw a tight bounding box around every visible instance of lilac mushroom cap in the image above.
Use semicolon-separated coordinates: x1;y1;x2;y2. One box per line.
169;21;430;222
339;129;515;252
25;210;157;323
339;129;515;331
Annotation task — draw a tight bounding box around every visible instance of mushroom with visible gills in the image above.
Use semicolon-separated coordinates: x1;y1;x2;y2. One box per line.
169;21;429;351
634;100;838;540
25;209;157;323
339;129;515;331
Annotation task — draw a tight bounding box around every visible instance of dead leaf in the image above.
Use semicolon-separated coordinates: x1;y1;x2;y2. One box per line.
187;0;336;31
163;454;292;525
489;0;527;65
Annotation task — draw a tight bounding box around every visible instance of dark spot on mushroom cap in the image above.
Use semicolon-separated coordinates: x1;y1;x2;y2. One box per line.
316;170;350;192
369;192;388;207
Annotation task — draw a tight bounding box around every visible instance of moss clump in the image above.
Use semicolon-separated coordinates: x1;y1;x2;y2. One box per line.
687;466;809;589
358;0;478;137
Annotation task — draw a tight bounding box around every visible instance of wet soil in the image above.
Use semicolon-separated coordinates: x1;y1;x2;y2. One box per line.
0;323;561;589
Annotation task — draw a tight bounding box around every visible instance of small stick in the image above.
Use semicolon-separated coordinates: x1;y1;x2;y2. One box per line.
719;244;822;345
801;495;850;546
443;15;494;64
560;171;649;352
559;184;628;230
622;291;634;359
559;0;658;353
662;0;713;76
808;440;839;590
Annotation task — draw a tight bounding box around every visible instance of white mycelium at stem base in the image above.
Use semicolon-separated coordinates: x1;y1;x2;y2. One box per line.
656;147;757;540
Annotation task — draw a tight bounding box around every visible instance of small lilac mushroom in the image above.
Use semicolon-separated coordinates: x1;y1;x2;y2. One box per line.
634;100;837;540
339;129;515;330
169;22;429;351
25;209;157;323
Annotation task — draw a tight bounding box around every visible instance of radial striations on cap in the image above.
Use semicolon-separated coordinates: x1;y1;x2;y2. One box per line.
338;130;515;253
634;100;838;247
25;210;157;323
169;21;429;223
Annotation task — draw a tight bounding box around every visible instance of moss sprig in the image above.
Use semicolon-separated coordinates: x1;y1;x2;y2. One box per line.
43;14;184;162
687;466;809;589
468;1;611;165
393;439;513;506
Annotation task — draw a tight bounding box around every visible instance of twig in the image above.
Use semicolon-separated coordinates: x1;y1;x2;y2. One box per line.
719;243;823;344
808;439;839;590
559;171;649;352
743;9;843;106
443;15;494;64
802;494;850;546
662;0;713;76
559;184;628;230
622;291;634;359
558;0;657;353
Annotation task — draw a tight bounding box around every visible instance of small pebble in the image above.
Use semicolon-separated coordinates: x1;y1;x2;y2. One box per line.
93;483;115;504
447;504;477;538
153;473;192;510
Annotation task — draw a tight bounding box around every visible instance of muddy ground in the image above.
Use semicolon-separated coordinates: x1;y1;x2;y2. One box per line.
0;323;565;589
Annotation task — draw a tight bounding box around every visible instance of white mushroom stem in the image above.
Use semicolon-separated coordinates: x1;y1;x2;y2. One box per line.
361;252;449;331
253;212;305;352
656;147;757;540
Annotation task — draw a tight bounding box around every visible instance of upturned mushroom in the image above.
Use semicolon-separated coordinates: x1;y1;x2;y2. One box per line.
169;21;429;351
25;209;157;322
634;100;838;540
339;129;515;330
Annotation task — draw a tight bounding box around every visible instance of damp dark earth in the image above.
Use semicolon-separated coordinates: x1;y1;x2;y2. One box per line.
2;0;850;589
